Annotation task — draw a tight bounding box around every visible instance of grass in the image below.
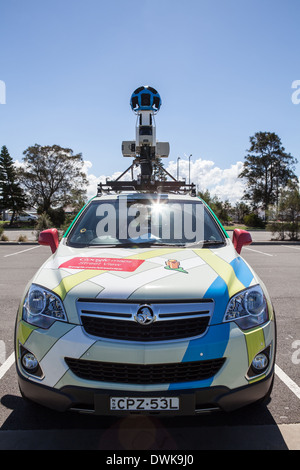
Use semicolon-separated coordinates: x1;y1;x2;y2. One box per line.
223;224;247;230
223;224;267;231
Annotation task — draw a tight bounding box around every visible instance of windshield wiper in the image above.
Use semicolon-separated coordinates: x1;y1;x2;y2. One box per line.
69;240;225;249
124;241;186;248
184;239;225;248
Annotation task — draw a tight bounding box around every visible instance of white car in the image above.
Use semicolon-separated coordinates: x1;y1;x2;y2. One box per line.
15;212;38;222
15;192;276;415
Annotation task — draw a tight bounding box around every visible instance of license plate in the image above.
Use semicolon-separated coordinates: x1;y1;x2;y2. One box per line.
110;397;179;411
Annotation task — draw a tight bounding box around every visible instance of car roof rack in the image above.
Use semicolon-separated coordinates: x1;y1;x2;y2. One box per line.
97;160;196;196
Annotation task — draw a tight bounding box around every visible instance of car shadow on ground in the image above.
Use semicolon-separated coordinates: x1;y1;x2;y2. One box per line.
0;393;289;450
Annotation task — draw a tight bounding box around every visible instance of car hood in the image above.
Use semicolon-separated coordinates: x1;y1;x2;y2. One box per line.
33;242;257;324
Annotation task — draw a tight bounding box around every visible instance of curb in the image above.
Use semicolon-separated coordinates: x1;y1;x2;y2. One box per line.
251;241;300;246
0;242;38;245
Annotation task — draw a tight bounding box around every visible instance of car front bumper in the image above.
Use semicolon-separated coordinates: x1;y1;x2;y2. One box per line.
17;366;274;415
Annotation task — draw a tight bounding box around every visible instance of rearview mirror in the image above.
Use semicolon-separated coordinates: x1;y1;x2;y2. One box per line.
232;229;252;254
38;228;59;254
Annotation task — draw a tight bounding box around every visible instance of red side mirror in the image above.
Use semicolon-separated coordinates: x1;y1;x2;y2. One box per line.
232;229;252;254
38;228;59;254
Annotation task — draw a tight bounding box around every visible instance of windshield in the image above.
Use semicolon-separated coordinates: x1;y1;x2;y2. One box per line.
67;197;225;248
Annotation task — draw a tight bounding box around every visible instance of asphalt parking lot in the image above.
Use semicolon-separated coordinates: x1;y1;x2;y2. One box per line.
0;241;299;450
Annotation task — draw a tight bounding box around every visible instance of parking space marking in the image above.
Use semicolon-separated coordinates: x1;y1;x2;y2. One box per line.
3;246;40;258
275;364;300;400
0;354;299;420
0;353;15;381
244;247;273;257
0;340;5;365
281;245;300;251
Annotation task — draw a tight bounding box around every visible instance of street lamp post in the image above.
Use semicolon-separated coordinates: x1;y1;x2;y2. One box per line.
177;157;181;180
188;154;192;184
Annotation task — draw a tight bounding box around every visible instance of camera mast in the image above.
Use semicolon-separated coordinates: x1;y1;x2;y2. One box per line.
98;86;195;195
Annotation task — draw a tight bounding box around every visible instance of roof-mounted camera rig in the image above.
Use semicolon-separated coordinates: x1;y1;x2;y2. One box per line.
97;86;196;196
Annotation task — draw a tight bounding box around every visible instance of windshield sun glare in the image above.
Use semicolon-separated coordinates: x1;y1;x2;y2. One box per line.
67;197;225;247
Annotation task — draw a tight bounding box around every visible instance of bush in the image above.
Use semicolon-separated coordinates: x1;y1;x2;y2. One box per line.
60;214;76;235
17;235;28;242
267;221;286;240
285;222;300;240
268;221;300;241
48;207;66;227
35;212;52;240
243;213;265;228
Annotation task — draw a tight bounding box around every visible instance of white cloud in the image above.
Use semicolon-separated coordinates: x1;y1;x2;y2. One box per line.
165;158;245;204
14;159;24;168
85;158;245;204
84;160;130;200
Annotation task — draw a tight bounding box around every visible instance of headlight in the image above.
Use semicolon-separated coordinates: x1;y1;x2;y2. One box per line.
223;285;269;330
23;284;67;329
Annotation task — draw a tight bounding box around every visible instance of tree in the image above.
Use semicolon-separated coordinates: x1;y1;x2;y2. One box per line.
0;145;27;225
268;182;300;240
198;189;232;225
233;201;250;224
18;144;88;215
239;132;298;216
153;157;167;181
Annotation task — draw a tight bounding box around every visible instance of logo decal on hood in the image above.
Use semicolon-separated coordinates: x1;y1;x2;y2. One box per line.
59;257;144;272
164;259;188;274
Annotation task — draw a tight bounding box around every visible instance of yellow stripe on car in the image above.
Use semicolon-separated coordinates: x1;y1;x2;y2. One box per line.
193;249;245;298
244;327;266;366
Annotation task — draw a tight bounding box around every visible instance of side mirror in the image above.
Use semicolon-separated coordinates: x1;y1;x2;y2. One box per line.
232;229;252;254
38;228;59;254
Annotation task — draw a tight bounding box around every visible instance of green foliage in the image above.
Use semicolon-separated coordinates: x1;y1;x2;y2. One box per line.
18;144;88;214
267;183;300;240
243;212;265;228
0;145;27;224
198;190;232;225
47;207;66;227
60;213;77;235
34;212;52;240
234;201;250;224
153;158;167;181
239;132;298;215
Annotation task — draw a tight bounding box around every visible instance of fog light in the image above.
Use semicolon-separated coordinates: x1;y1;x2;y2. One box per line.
252;353;269;374
22;352;39;372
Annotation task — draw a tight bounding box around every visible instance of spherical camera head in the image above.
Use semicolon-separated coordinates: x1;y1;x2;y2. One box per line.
130;86;161;113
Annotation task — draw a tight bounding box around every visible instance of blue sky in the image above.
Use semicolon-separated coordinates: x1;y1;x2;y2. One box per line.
1;0;300;201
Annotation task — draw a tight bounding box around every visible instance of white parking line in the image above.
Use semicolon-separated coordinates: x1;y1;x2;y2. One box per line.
275;364;300;400
244;247;273;257
281;245;300;251
0;352;15;380
3;246;40;258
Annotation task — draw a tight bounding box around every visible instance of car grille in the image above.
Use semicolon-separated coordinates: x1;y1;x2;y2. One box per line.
81;315;210;341
76;299;214;342
65;357;226;384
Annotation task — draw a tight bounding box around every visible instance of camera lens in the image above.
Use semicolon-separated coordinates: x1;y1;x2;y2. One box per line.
141;93;151;106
